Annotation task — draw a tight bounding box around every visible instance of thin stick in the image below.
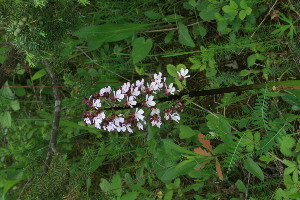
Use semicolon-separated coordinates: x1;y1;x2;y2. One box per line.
43;61;62;173
76;47;130;81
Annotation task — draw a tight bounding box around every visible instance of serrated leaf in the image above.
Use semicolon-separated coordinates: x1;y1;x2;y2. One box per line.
10;100;20;111
179;125;196;139
99;178;111;192
144;10;163;19
279;136;295;157
199;4;219;21
132;37;153;64
164;30;175;44
167;64;178;77
178;22;195;47
31;69;47;81
111;172;122;197
0;111;11;128
243;158;264;181
235;180;247;193
239;10;247;20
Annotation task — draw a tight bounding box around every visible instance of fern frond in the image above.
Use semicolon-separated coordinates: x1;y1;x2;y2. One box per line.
251;89;270;130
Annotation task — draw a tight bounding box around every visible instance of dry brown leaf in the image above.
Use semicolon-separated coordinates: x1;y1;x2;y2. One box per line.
215;158;224;180
198;134;213;152
194;147;212;156
271;10;280;20
195;160;210;170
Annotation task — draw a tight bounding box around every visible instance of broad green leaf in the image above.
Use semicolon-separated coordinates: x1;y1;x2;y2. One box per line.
132;37;153;64
88;68;99;77
239;10;247;20
240;0;248;9
247;54;256;67
164;190;173;200
122;192;139;200
144;10;163;19
0;111;12;128
167;64;178;77
279;135;295;157
193;24;207;37
235;180;247;193
10;100;20;111
163;139;195;155
199;4;219;21
164;30;175;44
243;158;264;181
178;22;195;47
179;125;196;139
111;172;122;197
73;23;149;50
99;178;111;192
135;66;145;75
31;69;47;81
161;159;197;182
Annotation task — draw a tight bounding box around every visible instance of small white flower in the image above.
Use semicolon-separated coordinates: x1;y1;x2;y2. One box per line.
177;68;190;81
113;115;124;127
135;108;145;121
116;124;127;132
100;86;112;96
150;108;160;116
113;89;125;101
164;112;171;120
171;112;180;123
131;86;141;97
153;72;162;82
93;112;105;129
151;119;162;128
125;124;133;133
137;122;144;130
84;117;91;125
145;95;156;107
136;79;144;88
126;96;137;108
166;83;176;95
92;99;101;109
121;82;131;94
104;122;116;132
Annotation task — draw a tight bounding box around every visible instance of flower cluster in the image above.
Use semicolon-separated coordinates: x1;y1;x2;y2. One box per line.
82;69;190;132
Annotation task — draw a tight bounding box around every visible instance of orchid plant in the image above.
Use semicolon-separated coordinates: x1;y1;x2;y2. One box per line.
82;68;190;132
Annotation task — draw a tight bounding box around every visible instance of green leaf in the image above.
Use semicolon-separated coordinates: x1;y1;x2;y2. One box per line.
222;0;238;16
99;178;111;192
164;30;175;44
243;158;264;181
31;69;47;81
164;190;174;200
239;10;247;20
235;180;247;193
144;10;163;19
167;64;178;77
163;139;195;155
199;4;219;21
132;37;153;64
73;23;149;50
0;111;12;128
178;22;195;47
10;100;20;111
240;0;248;9
161;159;196;182
279;135;295;157
179;125;196;139
247;54;257;67
111;172;122;197
122;192;139;200
193;24;207;37
135;66;145;75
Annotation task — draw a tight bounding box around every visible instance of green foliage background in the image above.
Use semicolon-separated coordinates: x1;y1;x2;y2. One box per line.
0;0;299;199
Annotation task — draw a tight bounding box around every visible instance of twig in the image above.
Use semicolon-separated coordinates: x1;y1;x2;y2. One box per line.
76;47;130;81
238;0;279;55
43;61;62;173
140;22;201;33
